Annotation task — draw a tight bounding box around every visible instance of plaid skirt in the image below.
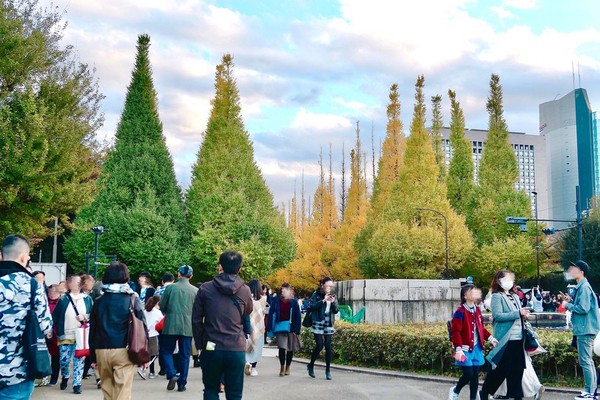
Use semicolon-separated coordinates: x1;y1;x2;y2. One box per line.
311;313;335;335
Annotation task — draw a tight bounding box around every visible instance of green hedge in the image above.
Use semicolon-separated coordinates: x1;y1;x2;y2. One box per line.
300;321;583;386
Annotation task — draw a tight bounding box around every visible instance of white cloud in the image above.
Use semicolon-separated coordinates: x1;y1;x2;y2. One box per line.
504;0;539;10
290;108;352;131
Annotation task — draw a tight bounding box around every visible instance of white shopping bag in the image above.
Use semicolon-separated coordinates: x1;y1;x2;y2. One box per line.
495;350;542;398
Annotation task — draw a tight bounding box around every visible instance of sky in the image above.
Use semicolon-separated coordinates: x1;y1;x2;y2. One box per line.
42;0;600;209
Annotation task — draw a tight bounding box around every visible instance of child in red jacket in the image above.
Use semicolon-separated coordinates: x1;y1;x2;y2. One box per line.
448;284;498;400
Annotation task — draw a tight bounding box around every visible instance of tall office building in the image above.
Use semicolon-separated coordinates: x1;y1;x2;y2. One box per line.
593;111;600;195
440;128;548;220
539;89;595;227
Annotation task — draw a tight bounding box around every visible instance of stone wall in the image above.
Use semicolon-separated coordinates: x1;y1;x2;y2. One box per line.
335;279;462;324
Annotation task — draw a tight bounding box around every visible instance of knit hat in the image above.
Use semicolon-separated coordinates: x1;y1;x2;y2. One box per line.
569;260;590;277
178;265;193;277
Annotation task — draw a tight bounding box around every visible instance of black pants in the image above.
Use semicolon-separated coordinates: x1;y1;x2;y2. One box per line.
82;356;92;378
309;334;333;370
481;340;525;399
200;350;245;400
50;354;60;384
455;366;481;400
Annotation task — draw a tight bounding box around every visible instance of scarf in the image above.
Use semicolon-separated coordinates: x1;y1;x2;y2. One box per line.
103;283;135;295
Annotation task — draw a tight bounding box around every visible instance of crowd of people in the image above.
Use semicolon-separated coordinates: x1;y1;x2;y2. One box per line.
2;233;600;400
0;235;339;400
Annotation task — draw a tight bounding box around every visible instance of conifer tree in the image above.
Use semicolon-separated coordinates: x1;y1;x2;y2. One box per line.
446;90;474;217
186;54;295;281
469;74;531;244
430;94;445;178
360;76;473;278
64;35;188;277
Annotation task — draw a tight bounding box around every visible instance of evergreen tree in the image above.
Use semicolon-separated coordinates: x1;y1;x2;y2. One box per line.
64;35;188;278
0;0;104;239
446;90;474;217
469;74;531;244
430;94;445;178
186;54;295;281
360;76;473;278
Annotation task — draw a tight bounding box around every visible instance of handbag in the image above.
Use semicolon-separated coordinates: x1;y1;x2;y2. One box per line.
67;294;90;358
229;295;251;335
75;323;90;358
22;279;52;379
127;295;150;365
522;319;540;351
302;309;313;328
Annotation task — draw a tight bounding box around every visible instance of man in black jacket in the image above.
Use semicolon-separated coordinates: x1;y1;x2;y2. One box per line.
192;250;252;400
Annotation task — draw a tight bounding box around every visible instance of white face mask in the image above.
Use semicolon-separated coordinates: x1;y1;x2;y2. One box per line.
499;279;514;291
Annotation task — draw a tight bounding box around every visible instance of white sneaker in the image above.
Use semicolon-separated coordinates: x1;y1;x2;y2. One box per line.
250;368;258;377
137;367;147;380
448;386;458;400
574;392;597;400
148;373;156;379
534;385;545;400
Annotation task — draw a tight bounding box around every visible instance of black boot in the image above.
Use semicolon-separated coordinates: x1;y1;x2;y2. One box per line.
193;355;200;368
307;364;315;378
60;378;68;390
73;385;82;394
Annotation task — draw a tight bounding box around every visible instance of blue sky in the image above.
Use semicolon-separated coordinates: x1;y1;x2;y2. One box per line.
43;0;600;207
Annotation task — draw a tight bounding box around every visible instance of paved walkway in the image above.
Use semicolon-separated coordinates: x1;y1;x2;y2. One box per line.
32;348;578;399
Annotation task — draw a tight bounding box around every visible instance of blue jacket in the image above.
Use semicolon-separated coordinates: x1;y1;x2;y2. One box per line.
267;296;301;334
565;278;600;336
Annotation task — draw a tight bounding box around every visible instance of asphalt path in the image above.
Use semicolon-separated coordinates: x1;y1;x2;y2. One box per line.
32;347;578;399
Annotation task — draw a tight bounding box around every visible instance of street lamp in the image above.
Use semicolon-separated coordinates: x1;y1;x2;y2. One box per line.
417;208;449;278
90;226;105;278
531;191;540;287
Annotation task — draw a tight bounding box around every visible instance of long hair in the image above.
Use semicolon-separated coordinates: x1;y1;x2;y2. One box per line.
247;279;262;301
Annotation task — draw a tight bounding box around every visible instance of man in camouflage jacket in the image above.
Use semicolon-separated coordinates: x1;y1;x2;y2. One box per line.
0;235;53;399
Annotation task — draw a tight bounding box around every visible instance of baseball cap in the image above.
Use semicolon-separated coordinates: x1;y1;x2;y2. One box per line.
569;260;590;276
178;265;193;277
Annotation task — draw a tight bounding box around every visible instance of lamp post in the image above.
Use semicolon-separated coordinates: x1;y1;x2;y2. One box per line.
90;226;105;278
532;191;540;287
417;208;449;278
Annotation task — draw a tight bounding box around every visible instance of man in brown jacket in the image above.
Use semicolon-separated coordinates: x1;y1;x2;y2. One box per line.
192;251;252;400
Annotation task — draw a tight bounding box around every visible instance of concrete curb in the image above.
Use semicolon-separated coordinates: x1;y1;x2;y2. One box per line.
293;356;580;395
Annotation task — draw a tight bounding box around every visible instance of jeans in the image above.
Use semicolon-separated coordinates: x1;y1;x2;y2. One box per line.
59;343;85;387
200;350;245;400
159;335;192;388
577;334;597;393
0;380;34;400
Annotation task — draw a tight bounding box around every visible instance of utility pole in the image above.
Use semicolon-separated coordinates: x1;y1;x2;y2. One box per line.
576;185;583;260
532;191;540;287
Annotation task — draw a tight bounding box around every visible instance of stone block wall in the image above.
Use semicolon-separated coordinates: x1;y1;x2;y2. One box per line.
335;279;462;324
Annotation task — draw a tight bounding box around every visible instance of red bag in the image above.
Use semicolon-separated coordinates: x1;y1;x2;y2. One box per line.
75;323;90;358
155;316;165;332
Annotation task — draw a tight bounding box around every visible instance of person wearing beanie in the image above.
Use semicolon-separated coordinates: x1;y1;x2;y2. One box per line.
562;260;600;400
158;265;198;392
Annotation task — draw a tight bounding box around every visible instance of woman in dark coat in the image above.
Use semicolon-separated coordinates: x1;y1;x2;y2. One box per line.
267;283;301;377
89;262;147;400
306;277;338;380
